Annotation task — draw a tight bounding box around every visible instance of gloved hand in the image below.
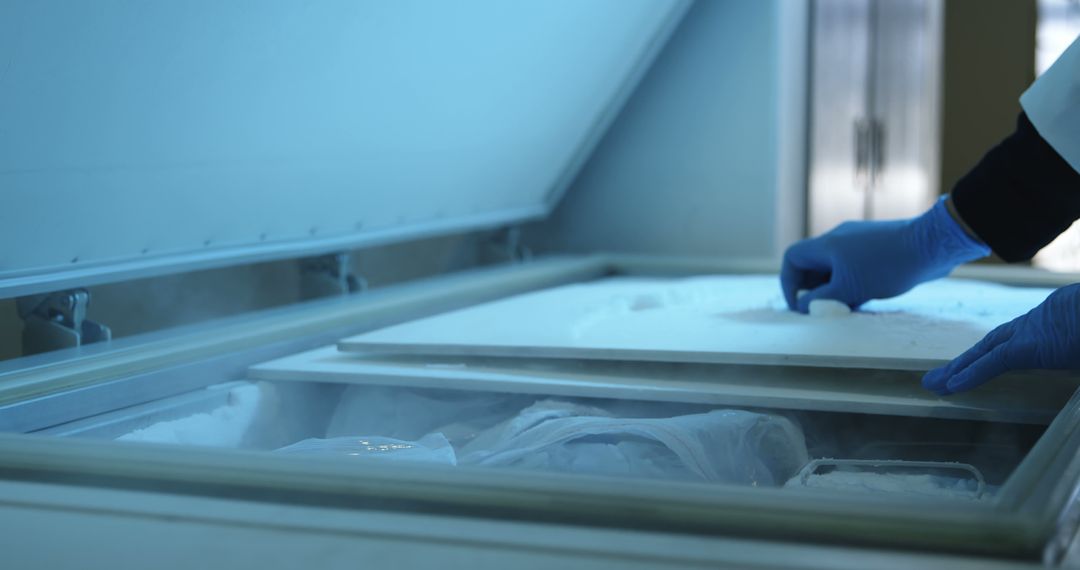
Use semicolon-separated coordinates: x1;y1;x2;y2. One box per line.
923;283;1080;395
780;197;990;313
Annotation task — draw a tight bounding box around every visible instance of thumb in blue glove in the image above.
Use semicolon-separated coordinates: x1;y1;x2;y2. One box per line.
923;283;1080;395
781;197;990;313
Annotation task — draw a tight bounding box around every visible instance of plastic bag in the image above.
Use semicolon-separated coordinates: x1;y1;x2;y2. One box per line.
277;432;457;465
460;400;809;486
326;386;533;447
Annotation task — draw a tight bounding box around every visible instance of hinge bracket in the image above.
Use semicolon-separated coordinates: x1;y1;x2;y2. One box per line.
299;252;366;300
488;226;533;264
16;289;111;356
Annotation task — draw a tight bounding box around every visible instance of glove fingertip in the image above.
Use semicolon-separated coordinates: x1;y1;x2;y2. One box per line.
780;283;798;312
921;368;948;392
779;266;801;312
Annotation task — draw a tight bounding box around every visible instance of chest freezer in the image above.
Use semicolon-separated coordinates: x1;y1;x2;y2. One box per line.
3;255;1080;568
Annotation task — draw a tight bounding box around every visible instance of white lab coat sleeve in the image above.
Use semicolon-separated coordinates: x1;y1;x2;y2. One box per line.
1021;35;1080;174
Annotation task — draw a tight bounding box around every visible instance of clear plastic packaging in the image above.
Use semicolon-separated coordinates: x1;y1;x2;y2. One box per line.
322;387;809;485
460;400;809;486
326;386;534;447
277;433;457;465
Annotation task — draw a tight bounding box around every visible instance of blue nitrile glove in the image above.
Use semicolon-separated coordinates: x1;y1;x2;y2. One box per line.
780;197;990;313
923;283;1080;395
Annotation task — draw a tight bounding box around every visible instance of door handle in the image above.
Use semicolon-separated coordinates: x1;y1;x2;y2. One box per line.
854;118;871;189
870;118;886;183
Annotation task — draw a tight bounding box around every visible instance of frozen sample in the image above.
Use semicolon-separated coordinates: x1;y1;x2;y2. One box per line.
459;400;809;486
808;299;852;318
794;288;854;316
117;384;262;447
277;433;457;465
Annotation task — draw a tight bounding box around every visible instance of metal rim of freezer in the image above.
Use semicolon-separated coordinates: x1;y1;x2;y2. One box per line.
1;254;1080;563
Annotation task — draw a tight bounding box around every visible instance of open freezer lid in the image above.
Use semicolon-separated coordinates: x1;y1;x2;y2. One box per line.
0;0;690;298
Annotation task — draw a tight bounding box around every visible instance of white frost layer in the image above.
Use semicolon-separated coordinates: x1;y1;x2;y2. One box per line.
117;384;262;447
571;277;1051;358
789;470;984;500
346;276;1054;365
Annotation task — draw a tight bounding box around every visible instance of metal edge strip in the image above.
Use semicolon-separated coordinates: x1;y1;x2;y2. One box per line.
0;207;548;299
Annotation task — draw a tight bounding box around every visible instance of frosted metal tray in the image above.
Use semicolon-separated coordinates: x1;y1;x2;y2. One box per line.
249;346;1075;425
339;275;1055;370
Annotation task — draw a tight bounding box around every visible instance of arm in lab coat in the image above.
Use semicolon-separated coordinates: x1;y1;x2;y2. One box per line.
950;112;1080;262
925;37;1080;394
951;34;1080;262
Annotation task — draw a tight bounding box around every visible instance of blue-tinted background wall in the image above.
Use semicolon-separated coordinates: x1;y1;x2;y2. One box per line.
532;0;808;259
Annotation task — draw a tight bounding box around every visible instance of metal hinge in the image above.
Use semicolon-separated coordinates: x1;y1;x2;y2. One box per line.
16;289;112;356
299;252;366;300
488;226;533;264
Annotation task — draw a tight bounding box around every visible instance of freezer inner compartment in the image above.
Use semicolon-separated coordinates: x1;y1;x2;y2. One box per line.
48;380;1045;501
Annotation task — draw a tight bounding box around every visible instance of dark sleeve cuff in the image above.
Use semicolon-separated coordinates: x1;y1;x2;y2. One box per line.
951;112;1080;262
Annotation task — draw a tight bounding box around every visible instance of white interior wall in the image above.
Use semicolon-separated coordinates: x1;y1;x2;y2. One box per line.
534;0;808;260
